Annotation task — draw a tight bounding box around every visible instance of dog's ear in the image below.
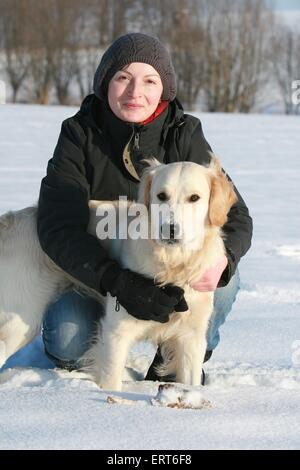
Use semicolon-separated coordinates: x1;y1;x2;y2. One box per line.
208;158;238;227
137;159;161;208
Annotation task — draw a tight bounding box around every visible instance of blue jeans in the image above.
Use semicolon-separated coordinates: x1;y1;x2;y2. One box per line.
42;272;240;369
42;290;104;370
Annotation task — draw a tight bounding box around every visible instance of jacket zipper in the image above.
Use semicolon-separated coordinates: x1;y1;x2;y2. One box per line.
134;130;140;150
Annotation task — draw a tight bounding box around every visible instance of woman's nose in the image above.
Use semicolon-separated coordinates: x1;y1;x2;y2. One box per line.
127;80;142;97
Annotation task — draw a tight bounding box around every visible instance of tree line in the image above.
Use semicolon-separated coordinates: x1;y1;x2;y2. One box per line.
0;0;299;113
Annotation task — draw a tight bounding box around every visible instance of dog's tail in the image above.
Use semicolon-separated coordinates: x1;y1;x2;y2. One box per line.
154;342;177;379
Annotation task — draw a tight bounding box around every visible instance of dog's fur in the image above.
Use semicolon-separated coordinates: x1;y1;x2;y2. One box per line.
0;158;237;391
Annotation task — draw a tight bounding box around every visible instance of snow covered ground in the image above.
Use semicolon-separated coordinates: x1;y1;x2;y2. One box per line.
0;104;299;450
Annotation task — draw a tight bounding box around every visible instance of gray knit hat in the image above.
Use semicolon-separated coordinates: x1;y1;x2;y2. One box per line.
93;33;177;101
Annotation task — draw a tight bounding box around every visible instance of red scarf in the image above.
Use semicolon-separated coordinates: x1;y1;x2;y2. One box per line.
140;100;169;125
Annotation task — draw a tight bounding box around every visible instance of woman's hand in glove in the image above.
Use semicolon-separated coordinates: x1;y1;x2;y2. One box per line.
100;263;188;323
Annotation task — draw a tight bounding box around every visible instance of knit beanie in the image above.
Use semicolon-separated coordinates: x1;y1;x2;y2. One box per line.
93;33;177;102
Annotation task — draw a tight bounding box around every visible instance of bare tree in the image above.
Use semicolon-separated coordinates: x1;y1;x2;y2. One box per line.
130;0;274;112
88;0;136;44
166;3;206;109
200;0;273;112
0;0;288;112
72;0;137;101
272;23;300;114
50;0;84;105
130;0;205;109
128;0;178;35
110;0;134;39
24;0;57;104
0;0;30;102
23;0;84;105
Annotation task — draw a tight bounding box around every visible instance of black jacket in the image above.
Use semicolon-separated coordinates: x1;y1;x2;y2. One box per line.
37;94;252;291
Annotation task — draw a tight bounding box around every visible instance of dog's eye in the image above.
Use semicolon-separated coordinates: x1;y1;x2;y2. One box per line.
189;194;200;202
157;192;168;201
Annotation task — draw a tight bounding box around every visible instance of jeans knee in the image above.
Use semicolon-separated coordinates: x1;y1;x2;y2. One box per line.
42;290;103;367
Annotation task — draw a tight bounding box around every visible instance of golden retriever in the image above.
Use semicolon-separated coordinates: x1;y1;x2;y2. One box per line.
0;158;237;391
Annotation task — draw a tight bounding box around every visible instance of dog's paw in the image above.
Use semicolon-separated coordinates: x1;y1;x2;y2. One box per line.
151;383;212;410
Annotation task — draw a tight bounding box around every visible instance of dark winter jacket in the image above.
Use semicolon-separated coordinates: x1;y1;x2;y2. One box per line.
37;94;252;292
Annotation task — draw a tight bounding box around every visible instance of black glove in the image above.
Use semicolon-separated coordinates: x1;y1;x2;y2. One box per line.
100;262;188;323
162;285;189;312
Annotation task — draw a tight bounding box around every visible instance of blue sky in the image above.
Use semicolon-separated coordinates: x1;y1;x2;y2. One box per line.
267;0;300;10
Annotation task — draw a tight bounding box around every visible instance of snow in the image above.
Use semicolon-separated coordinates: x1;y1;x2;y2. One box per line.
0;104;300;450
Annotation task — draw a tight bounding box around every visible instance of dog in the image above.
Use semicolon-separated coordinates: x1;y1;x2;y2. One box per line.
0;157;237;391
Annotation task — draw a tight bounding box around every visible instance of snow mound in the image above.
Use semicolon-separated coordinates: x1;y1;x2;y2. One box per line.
106;383;212;410
0;367;95;390
151;383;212;409
275;245;300;261
207;362;300;390
239;284;300;304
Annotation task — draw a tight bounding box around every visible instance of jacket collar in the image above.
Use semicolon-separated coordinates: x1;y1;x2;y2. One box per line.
78;93;185;136
78;94;186;180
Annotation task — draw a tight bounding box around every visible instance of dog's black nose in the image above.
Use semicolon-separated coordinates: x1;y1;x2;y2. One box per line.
161;223;180;241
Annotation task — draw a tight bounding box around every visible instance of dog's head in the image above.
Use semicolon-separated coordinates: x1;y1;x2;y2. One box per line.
138;156;237;251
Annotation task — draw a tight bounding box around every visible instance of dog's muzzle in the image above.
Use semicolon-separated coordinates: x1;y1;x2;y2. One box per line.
160;223;181;244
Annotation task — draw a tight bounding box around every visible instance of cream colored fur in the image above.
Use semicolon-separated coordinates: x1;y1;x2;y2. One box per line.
0;158;237;391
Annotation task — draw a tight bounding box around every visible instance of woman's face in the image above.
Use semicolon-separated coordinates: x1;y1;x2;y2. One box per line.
108;62;164;123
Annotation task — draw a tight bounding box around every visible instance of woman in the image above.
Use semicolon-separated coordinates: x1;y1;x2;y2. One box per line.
37;33;252;384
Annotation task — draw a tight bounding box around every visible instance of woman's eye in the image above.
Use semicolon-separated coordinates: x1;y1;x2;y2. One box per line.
118;75;129;81
157;192;168;201
189;194;200;202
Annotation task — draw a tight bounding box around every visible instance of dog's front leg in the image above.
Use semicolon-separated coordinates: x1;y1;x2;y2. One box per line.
173;294;213;386
96;327;133;392
174;331;207;386
87;302;138;391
